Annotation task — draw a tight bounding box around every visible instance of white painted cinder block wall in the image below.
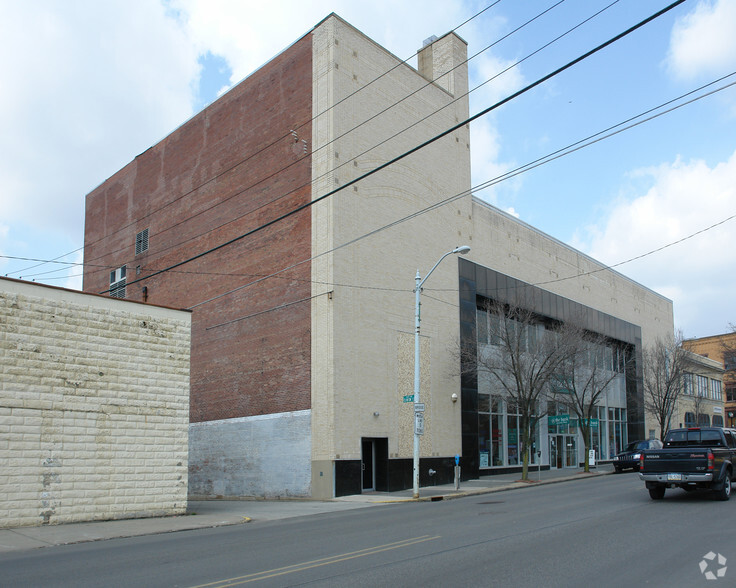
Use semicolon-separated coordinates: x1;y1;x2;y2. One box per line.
0;278;191;528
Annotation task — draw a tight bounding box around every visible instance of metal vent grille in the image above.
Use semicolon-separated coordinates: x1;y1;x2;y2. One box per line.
109;280;126;299
135;228;149;255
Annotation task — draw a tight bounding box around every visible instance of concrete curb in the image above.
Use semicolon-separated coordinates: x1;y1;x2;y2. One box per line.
0;468;615;553
410;468;612;502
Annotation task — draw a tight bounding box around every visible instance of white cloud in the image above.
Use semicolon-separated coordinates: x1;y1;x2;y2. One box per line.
467;38;526;207
0;0;489;286
171;0;469;86
0;1;199;244
666;0;736;80
63;250;84;291
471;116;518;205
575;152;736;338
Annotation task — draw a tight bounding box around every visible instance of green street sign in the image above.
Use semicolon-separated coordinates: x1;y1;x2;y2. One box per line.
403;395;414;403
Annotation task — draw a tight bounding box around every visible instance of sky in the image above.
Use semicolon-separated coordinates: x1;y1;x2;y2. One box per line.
0;0;734;340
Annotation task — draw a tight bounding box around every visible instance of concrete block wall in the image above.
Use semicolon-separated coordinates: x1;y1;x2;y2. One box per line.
0;278;191;527
189;410;311;498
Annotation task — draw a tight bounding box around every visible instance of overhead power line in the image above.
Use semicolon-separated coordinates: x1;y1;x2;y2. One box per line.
193;78;736;309
14;1;505;280
76;0;567;281
207;212;736;329
99;0;686;296
7;66;733;302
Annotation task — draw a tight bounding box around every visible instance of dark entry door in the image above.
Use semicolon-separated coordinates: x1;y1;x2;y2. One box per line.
361;438;375;491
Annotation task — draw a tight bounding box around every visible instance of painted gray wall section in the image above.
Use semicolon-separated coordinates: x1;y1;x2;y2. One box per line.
189;410;311;498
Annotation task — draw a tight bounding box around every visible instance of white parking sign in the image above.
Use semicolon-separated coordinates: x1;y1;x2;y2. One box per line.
415;412;424;435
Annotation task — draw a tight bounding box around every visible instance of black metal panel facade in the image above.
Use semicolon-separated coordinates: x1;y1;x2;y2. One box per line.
458;258;645;479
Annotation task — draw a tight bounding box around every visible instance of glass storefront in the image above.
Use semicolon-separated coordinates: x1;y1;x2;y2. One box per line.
475;304;631;470
478;395;538;468
479;399;628;469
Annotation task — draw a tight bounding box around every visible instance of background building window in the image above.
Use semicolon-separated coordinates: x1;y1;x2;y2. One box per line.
713;415;724;427
109;266;126;299
696;375;708;398
683;373;693;395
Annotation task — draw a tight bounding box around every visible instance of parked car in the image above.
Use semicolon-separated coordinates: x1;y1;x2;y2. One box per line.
613;439;663;473
639;427;736;500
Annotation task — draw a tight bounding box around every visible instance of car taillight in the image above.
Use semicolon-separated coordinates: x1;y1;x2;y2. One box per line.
708;452;715;471
640;454;645;469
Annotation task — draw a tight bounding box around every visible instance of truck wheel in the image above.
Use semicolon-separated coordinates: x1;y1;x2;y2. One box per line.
649;486;665;500
715;475;731;501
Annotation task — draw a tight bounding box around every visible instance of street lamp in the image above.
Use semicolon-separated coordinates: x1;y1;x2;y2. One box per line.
413;245;471;499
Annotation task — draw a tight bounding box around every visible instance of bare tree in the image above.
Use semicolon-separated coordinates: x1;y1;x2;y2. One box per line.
642;332;688;440
551;323;628;472
472;299;576;480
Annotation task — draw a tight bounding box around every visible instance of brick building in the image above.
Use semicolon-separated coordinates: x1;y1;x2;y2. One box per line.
83;14;674;498
0;277;190;527
683;333;736;427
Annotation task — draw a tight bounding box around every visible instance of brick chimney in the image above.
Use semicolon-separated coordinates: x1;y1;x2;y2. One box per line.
417;32;468;102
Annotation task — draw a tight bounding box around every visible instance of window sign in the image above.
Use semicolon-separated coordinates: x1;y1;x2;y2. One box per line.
548;414;569;427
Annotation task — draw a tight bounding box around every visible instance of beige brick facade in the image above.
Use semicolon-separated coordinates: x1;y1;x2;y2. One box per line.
0;278;191;527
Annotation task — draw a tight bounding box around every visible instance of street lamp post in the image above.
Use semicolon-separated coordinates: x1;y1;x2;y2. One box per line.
413;245;471;499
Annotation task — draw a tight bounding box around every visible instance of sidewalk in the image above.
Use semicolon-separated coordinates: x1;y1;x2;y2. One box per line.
0;464;614;553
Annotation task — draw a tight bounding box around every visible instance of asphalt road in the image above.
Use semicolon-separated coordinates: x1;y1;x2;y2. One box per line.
1;473;734;587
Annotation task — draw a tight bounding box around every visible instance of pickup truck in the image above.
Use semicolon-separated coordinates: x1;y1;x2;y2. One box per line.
638;427;736;500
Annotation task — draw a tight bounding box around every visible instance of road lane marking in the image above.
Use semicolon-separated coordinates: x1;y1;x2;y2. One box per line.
191;535;441;587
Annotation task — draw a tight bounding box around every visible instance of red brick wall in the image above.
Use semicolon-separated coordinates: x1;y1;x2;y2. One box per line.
84;35;313;423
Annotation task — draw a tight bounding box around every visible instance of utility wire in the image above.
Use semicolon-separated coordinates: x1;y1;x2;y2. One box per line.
14;1;504;279
192;75;736;310
422;212;736;312
48;0;611;286
98;0;686;296
10;67;733;296
534;213;736;288
208;212;736;328
472;73;736;194
11;57;732;303
76;0;565;281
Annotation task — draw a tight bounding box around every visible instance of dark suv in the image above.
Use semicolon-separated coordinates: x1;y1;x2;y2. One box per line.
613;439;663;473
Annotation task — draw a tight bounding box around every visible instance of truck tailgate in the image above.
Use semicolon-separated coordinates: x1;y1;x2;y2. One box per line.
642;450;709;473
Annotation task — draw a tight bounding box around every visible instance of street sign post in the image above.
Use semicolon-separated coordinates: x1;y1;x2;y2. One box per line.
415;412;424;435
